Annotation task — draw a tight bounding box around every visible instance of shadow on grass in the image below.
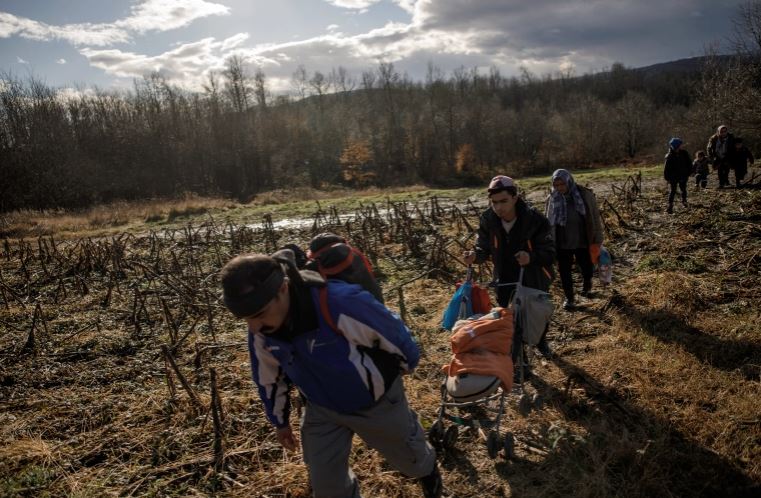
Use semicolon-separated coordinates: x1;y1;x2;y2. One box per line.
495;356;760;498
610;292;761;381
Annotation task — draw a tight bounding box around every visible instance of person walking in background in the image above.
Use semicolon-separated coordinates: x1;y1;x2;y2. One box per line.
220;253;442;498
707;125;735;188
730;137;754;188
693;150;711;190
664;137;692;213
545;169;604;311
462;175;555;359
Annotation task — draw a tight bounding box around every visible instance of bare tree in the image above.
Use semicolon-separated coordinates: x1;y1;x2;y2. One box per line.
253;68;268;108
330;66;355;93
291;65;309;100
223;55;251;113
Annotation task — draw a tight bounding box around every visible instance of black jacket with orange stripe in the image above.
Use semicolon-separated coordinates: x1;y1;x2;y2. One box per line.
473;198;556;306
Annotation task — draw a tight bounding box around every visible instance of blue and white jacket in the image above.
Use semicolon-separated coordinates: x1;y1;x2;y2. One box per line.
247;280;420;428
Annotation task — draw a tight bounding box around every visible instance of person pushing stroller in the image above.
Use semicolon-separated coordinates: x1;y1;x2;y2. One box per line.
462;175;556;361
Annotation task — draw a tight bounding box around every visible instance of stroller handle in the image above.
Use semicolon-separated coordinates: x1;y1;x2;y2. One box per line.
486;268;525;289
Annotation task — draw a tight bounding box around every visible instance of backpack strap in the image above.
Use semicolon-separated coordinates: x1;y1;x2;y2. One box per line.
352;247;375;275
318;286;343;335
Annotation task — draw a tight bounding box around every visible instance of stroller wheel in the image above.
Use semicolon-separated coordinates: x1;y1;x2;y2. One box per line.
443;425;458;449
428;420;444;447
518;394;532;417
503;432;515;460
486;431;500;459
532;393;544;411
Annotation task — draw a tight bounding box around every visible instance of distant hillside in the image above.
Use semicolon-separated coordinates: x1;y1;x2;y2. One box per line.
633;55;733;76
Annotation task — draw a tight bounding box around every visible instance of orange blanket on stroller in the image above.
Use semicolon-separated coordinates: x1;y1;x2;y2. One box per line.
442;308;514;391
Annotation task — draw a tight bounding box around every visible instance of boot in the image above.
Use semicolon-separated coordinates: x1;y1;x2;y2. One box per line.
536;339;553;360
667;203;673;214
580;279;593;298
420;463;443;498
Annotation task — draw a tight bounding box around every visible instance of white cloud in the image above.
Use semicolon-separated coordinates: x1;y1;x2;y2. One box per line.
220;33;249;51
16;56;28;64
327;24;340;31
115;0;230;33
0;12;130;46
56;58;67;64
392;0;418;14
0;0;229;47
79;36;280;91
323;0;381;9
75;18;499;92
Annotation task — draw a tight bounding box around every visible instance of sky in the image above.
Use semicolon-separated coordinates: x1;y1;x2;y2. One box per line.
0;0;745;95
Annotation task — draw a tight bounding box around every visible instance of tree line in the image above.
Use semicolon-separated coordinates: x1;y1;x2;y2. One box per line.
1;4;759;212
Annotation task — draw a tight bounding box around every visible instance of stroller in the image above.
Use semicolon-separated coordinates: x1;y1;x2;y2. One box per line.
430;268;553;459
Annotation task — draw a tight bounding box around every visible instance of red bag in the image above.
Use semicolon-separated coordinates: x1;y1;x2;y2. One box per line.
471;284;492;314
454;281;492;315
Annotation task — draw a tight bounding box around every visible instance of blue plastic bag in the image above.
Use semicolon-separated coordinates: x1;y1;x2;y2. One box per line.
442;279;473;331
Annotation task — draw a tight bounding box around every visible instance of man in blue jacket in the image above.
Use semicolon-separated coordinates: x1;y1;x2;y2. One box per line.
221;253;441;498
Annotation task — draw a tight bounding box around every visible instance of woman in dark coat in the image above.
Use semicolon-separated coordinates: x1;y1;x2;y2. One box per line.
545;169;604;310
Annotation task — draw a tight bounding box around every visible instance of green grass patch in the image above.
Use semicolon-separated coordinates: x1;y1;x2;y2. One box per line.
214;164;661;227
1;465;56;496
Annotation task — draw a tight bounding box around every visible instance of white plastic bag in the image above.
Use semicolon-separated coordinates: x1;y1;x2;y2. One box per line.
598;245;613;285
513;284;554;346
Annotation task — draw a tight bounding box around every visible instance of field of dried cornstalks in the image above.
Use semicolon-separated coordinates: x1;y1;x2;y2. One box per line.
1;169;759;497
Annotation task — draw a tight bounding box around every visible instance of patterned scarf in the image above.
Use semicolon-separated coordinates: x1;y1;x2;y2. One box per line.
549;169;586;226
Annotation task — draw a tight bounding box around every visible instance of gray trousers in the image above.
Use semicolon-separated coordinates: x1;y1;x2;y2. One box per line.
300;376;436;498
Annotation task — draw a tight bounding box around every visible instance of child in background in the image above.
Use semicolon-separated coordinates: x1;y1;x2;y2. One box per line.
693;150;710;190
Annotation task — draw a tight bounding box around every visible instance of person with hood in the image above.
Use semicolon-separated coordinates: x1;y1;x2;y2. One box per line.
707;125;735;188
664;137;692;213
220;252;442;498
463;175;555;359
545;169;604;310
730;137;755;187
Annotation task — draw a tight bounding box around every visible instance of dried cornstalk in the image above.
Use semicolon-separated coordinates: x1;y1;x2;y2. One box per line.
161;345;202;410
210;367;225;472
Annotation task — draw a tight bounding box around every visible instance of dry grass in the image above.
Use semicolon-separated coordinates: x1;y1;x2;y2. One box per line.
0;195;235;239
0;174;759;497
